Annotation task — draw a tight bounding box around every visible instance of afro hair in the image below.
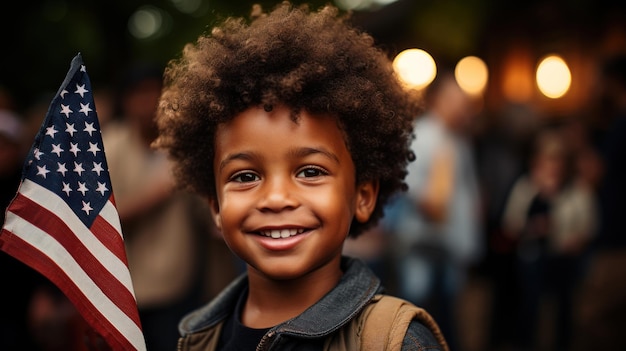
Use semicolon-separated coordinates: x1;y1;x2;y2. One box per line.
154;1;422;237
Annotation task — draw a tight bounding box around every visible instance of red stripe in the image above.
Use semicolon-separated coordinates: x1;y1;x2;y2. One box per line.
0;229;136;350
92;214;128;265
7;193;141;327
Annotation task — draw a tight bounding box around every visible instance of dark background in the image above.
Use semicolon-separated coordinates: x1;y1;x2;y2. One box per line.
1;0;625;118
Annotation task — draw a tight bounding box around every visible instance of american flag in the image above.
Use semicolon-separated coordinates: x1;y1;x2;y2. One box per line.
1;53;146;350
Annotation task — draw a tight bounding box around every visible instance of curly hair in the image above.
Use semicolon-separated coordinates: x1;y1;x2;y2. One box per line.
154;1;421;237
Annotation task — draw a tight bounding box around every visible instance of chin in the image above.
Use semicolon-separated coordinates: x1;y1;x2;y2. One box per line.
257;264;308;281
246;257;312;280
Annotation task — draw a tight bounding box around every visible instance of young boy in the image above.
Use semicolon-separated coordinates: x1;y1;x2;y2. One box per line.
154;2;448;350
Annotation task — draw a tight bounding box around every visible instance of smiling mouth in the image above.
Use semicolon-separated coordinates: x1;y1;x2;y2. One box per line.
259;228;307;239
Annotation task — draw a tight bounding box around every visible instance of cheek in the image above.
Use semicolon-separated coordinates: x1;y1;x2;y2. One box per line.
217;196;240;224
317;186;358;223
217;201;246;247
217;192;257;231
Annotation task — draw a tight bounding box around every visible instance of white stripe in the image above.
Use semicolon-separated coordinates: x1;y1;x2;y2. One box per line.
100;200;124;238
18;179;135;293
3;211;146;350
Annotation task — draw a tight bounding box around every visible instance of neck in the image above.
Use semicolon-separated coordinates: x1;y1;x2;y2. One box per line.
242;257;343;328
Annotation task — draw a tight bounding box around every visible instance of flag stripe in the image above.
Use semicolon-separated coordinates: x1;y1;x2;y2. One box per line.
92;214;129;264
6;191;141;327
92;202;130;265
18;179;134;289
0;228;143;350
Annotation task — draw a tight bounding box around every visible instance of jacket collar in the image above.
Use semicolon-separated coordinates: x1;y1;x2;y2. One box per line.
179;256;382;336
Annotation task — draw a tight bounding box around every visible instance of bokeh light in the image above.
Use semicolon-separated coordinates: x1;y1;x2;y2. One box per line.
536;54;572;99
334;0;400;10
392;48;437;90
455;56;489;96
128;6;166;40
169;0;208;16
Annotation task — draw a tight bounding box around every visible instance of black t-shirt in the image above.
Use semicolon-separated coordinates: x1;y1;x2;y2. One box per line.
217;288;270;350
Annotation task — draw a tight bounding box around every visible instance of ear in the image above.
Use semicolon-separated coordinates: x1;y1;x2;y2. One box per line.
354;180;379;223
208;197;222;230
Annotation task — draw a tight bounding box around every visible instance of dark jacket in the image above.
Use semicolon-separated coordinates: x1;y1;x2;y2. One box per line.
177;256;445;350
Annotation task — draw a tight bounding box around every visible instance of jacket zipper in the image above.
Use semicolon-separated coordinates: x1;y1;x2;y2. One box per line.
257;330;276;351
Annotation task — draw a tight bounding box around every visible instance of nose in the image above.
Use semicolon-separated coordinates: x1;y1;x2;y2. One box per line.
257;174;299;212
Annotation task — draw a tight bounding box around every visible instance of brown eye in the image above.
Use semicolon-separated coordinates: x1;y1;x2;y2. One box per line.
296;166;327;178
231;172;259;183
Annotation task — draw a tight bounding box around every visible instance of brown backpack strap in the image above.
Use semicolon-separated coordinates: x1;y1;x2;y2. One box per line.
361;294;449;351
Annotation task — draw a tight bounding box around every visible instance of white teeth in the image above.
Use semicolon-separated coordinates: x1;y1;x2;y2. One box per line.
261;229;304;238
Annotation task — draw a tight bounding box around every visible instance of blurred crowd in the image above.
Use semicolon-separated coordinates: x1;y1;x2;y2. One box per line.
1;52;625;351
348;52;626;351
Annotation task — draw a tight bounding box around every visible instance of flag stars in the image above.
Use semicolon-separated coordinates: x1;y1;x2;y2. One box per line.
81;200;93;215
79;102;92;116
60;89;69;99
73;162;85;176
36;165;50;178
96;182;108;196
69;142;80;156
92;162;104;176
57;162;68;176
84;122;96;136
33;148;44;160
51;144;64;157
60;104;72;118
62;182;72;196
46;126;58;138
87;142;100;156
77;182;88;196
75;83;88;98
66;122;77;136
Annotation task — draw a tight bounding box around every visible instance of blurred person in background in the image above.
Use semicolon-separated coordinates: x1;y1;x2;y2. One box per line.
387;72;484;351
0;109;25;209
573;53;626;351
93;87;115;129
102;64;235;351
474;103;541;350
501;125;598;351
0;107;41;351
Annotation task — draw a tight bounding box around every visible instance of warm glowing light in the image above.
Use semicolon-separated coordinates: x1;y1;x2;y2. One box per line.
455;56;488;96
536;55;571;99
502;46;534;103
392;49;437;90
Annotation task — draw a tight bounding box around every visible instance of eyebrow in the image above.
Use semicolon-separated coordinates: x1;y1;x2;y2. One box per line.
218;152;257;171
218;147;340;171
288;146;340;164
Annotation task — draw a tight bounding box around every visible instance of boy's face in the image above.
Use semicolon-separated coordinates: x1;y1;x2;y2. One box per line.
211;105;377;281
